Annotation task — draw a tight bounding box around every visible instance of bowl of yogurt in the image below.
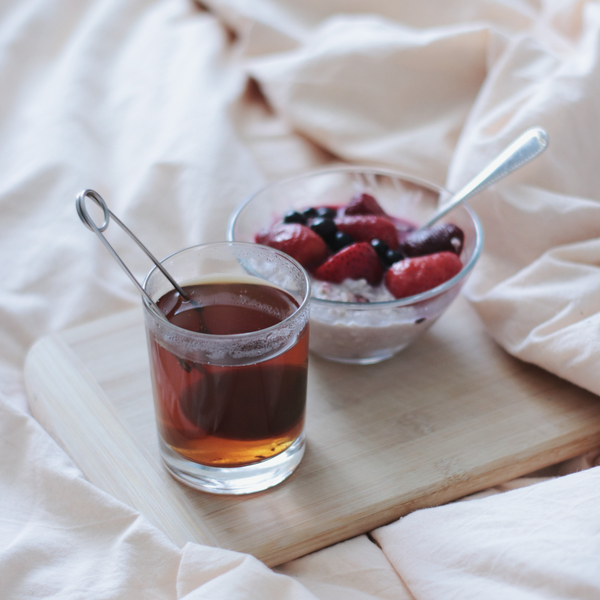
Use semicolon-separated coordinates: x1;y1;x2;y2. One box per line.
228;166;483;364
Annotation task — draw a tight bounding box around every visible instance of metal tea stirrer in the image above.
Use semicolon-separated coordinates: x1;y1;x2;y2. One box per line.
76;189;193;318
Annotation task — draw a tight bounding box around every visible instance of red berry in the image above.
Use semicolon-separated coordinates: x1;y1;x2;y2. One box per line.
335;215;399;249
345;193;387;217
384;252;462;299
314;242;383;286
255;223;329;268
402;223;464;257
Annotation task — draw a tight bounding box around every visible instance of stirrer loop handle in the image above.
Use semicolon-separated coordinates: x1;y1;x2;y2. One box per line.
76;189;189;312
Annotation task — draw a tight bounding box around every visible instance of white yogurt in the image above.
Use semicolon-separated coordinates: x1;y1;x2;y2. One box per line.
308;277;441;364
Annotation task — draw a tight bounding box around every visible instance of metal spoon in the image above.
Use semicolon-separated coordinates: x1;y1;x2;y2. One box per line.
419;127;549;230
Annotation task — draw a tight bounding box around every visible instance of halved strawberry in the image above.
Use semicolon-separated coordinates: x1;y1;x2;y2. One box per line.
345;193;387;217
335;215;399;249
255;223;329;268
314;242;382;285
384;251;462;299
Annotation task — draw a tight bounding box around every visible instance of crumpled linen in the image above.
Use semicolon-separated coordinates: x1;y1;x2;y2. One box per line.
372;466;600;600
2;0;600;598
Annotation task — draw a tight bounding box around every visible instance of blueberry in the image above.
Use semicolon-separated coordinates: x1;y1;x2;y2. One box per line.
372;239;403;266
316;206;337;219
383;249;404;266
302;207;318;219
370;238;389;260
283;210;307;225
329;231;354;251
310;217;337;240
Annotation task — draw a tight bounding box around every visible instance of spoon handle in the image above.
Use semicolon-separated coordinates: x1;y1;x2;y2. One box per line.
419;127;549;230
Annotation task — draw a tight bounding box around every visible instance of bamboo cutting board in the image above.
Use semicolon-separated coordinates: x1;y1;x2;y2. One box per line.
24;297;600;567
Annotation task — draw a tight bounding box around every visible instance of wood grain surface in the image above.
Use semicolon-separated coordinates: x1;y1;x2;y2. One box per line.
24;298;600;566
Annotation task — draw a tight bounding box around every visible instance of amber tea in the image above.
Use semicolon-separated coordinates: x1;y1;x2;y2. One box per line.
149;281;308;468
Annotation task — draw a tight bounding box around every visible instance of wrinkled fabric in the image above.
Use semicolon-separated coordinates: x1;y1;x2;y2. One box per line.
372;467;600;600
2;0;600;597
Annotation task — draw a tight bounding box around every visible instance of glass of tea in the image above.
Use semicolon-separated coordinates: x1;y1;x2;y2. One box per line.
142;242;311;495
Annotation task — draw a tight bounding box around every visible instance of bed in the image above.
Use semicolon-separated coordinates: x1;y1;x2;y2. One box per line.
1;0;599;597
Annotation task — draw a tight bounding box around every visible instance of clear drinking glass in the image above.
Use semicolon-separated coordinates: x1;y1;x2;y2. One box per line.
142;242;311;495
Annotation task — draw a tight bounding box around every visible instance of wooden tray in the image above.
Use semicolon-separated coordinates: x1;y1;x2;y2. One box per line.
24;298;600;566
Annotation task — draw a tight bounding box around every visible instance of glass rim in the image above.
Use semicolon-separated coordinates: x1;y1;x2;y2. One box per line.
227;165;484;309
142;241;312;340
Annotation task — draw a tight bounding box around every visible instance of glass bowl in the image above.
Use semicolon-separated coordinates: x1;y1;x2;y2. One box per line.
227;166;483;364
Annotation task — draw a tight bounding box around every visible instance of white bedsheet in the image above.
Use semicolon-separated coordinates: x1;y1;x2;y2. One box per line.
1;0;600;597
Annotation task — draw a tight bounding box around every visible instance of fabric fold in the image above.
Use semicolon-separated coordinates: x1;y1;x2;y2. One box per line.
248;16;490;184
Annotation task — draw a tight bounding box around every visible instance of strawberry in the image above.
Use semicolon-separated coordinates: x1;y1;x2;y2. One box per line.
344;193;387;217
314;242;382;285
384;251;462;299
335;215;399;249
255;223;328;268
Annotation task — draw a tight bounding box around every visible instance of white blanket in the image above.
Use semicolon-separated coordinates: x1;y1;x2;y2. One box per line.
1;0;600;597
